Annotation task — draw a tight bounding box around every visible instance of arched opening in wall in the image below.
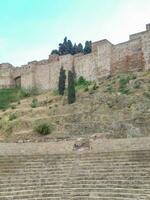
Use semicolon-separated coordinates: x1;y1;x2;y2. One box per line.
14;76;21;88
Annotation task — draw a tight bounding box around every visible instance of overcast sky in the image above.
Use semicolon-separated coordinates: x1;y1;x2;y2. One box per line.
0;0;150;66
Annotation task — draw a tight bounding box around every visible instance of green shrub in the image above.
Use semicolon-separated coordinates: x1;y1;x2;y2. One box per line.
11;105;16;109
52;90;59;96
130;74;137;80
119;87;130;95
76;76;87;85
133;81;141;89
144;92;150;99
20;89;31;97
75;76;91;89
31;98;38;108
106;85;115;93
21;87;39;97
29;87;39;96
34;122;53;135
9;113;17;121
92;82;99;90
118;75;132;95
119;74;136;88
107;101;113;108
119;77;130;87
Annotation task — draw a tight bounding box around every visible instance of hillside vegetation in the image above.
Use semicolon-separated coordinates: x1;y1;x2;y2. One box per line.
0;87;39;110
0;71;150;142
0;88;22;110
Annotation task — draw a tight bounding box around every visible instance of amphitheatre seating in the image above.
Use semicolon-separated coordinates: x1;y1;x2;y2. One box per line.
0;137;150;199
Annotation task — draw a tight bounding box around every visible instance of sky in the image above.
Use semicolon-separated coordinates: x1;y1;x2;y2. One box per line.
0;0;150;66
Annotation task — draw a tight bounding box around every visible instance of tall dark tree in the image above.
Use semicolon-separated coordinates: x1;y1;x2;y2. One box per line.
51;49;59;55
68;70;76;104
84;41;92;54
72;43;78;55
67;40;74;54
63;37;69;54
58;37;71;55
58;37;66;55
59;42;65;55
77;43;83;53
58;66;66;95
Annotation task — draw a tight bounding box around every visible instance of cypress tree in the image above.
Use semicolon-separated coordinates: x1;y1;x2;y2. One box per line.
77;43;83;53
63;37;69;54
84;41;92;54
72;43;78;55
59;42;65;55
58;66;66;95
59;37;67;55
67;40;74;54
68;70;76;104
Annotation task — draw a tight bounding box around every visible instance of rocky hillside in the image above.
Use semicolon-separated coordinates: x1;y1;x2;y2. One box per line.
0;70;150;143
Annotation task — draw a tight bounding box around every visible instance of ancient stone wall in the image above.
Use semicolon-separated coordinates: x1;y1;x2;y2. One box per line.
141;31;150;70
111;38;145;73
74;53;96;81
21;65;34;89
0;63;14;88
33;64;50;90
1;23;150;90
93;40;112;77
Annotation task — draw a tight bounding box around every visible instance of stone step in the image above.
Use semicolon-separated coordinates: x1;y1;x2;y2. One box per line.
0;145;150;199
0;166;149;173
1;154;150;160
1;182;150;191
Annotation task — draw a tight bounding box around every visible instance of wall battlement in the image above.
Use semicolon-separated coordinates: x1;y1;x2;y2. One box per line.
0;23;150;90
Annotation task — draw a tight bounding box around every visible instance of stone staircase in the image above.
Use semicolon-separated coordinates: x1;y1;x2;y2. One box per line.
0;137;150;199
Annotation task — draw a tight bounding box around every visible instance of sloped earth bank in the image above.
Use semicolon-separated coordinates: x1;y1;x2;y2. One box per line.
0;71;150;142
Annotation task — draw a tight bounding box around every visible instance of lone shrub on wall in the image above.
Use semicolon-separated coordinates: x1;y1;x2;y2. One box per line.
31;98;38;108
76;76;90;86
58;66;66;95
34;122;53;135
68;70;76;104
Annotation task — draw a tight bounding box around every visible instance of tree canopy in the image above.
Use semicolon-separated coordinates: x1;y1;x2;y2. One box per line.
51;37;92;56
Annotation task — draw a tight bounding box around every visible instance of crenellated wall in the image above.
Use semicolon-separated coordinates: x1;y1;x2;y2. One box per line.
1;23;150;90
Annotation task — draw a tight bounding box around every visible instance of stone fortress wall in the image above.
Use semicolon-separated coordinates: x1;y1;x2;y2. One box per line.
0;23;150;90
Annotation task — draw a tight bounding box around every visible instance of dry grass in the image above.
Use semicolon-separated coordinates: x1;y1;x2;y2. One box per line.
0;71;150;142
